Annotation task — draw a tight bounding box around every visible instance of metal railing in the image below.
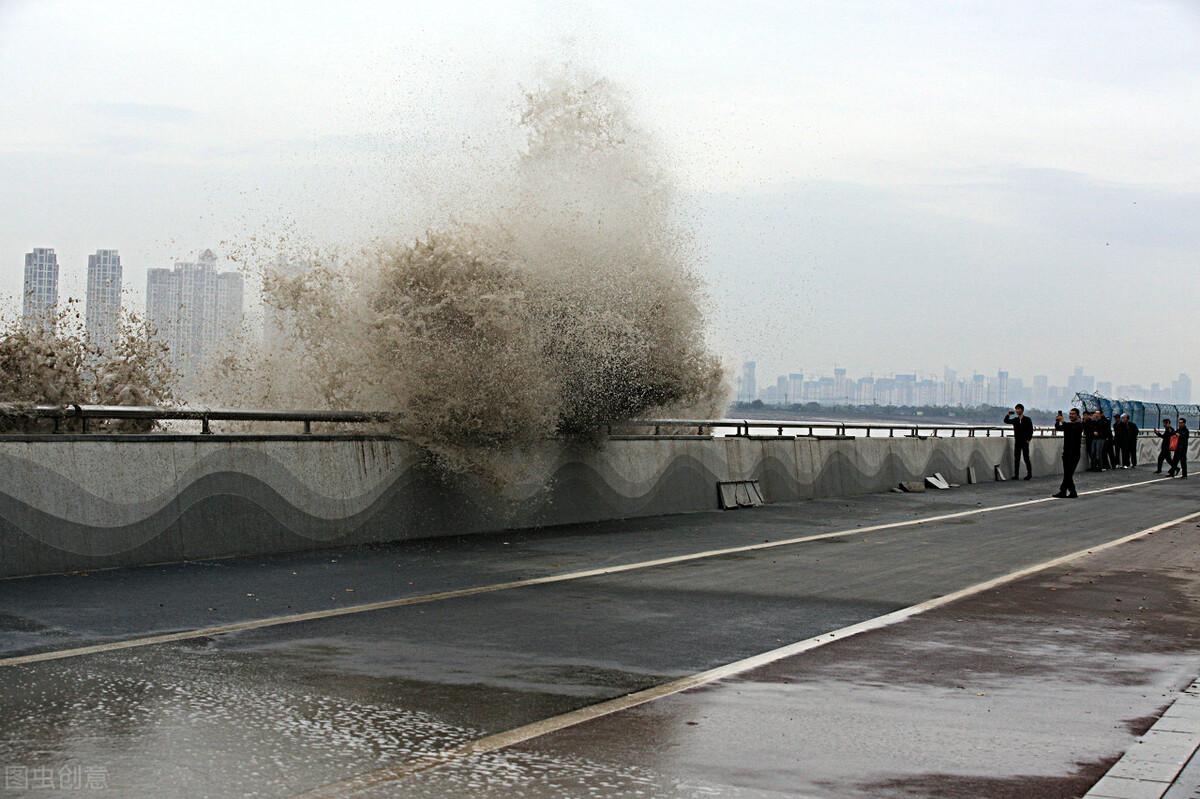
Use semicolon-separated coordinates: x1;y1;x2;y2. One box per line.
0;405;394;435
610;419;1069;438
0;405;1170;439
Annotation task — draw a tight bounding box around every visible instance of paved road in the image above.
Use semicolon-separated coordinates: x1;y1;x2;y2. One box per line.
0;466;1197;798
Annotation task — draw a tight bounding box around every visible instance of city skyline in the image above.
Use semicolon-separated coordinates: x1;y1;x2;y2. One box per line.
17;245;244;376
737;360;1192;409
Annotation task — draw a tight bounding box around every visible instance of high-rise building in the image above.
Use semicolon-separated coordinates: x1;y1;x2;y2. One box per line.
788;373;804;406
1173;373;1192;404
1033;375;1049;409
22;247;59;330
1096;381;1113;397
996;370;1009;407
85;249;122;350
739;361;757;404
1066;366;1094;398
146;249;244;377
775;375;789;405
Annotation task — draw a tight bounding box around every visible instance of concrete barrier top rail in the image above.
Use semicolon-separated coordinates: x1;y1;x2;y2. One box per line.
0;404;1174;438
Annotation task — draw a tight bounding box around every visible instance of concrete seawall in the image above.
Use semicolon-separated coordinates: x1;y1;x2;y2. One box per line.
0;433;1109;578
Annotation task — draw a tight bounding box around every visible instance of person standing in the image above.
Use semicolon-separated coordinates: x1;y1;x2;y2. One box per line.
1113;414;1128;468
1003;404;1034;480
1155;418;1175;474
1053;408;1084;498
1121;414;1139;468
1101;412;1118;470
1169;418;1189;479
1084;412;1100;471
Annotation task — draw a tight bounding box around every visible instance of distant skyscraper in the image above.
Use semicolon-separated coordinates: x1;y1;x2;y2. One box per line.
788;373;804;405
833;367;849;401
146;249;244;377
22;247;59;330
1033;375;1049;408
1173;373;1192;404
85;249;122;349
997;370;1009;407
1066;366;1095;398
740;361;757;403
1096;381;1113;397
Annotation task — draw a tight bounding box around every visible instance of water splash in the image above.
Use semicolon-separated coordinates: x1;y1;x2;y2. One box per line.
200;70;728;472
0;301;175;431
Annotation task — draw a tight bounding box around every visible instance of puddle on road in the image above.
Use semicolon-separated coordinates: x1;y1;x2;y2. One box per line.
0;652;482;797
354;748;782;799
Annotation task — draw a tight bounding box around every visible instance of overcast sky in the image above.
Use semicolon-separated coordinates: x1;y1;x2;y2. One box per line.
2;0;1197;389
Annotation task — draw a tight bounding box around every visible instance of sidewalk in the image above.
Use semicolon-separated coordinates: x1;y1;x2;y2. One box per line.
1087;680;1200;798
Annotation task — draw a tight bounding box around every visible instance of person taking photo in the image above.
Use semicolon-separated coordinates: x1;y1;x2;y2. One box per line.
1003;404;1034;480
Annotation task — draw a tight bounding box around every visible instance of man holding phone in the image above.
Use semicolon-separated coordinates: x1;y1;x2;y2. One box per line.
1003;404;1034;480
1053;408;1084;498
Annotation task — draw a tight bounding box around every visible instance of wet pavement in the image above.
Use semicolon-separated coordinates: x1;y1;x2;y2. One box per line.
0;466;1197;797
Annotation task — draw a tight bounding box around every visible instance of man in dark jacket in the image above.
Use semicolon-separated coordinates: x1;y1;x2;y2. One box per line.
1119;414;1139;468
1084;412;1100;471
1113;415;1128;467
1169;418;1189;479
1101;412;1118;470
1155;418;1175;474
1003;404;1034;480
1053;408;1084;498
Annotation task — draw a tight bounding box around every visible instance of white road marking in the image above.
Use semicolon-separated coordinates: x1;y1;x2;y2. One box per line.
0;476;1170;669
296;507;1200;798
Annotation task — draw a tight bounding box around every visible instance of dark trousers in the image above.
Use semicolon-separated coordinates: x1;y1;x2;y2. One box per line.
1060;451;1080;496
1104;439;1118;469
1158;449;1173;472
1170;450;1188;478
1013;440;1031;478
1121;444;1137;467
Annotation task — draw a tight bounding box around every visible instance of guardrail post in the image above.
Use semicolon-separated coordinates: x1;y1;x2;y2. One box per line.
201;413;211;435
304;420;312;435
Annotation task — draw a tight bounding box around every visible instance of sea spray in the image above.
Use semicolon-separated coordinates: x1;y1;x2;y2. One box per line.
0;301;175;431
202;70;727;472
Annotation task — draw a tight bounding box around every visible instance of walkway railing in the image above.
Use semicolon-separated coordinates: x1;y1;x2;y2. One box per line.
0;405;393;435
611;419;1066;438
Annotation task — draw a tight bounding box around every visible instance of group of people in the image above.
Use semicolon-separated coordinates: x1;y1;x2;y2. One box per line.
1046;407;1189;498
1079;410;1140;472
1001;403;1190;499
